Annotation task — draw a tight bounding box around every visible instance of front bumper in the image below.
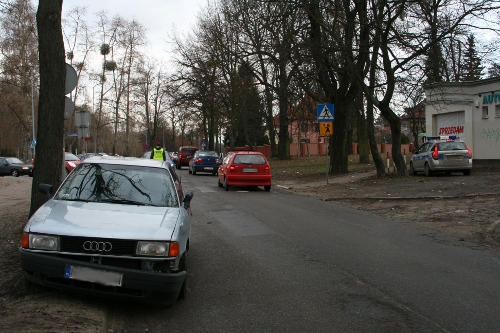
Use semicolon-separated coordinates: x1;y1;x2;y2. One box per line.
19;249;185;305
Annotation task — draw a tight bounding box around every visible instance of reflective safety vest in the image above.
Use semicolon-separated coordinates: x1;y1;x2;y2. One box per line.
153;148;164;160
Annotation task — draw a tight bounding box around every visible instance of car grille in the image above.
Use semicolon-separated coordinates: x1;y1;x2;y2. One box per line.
58;253;141;270
60;236;137;256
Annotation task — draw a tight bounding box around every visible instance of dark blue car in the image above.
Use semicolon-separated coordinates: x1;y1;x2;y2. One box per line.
0;157;33;177
188;150;220;175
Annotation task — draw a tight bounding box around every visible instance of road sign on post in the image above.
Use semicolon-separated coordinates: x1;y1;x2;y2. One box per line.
320;122;333;136
317;104;334;122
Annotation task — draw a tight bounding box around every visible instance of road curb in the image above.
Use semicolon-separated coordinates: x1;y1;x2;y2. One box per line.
322;192;500;201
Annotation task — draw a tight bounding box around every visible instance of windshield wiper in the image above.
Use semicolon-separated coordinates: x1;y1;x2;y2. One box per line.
61;198;92;203
100;198;152;206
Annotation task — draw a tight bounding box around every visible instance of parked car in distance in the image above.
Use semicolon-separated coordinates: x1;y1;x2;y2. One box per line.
410;136;472;176
19;156;194;306
176;146;199;170
64;153;81;176
32;152;81;177
188;150;220;175
0;157;33;177
217;151;272;191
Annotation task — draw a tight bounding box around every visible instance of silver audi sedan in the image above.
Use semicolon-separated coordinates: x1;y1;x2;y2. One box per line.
19;156;193;306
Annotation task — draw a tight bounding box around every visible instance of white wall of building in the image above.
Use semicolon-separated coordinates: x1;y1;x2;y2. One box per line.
425;78;500;162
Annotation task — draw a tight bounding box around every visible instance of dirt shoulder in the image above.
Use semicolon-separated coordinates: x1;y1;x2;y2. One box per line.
273;166;500;251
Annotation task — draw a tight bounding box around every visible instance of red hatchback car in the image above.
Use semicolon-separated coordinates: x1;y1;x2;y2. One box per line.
217;151;272;191
176;146;199;170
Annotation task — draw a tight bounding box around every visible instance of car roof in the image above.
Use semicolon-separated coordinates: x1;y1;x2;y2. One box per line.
81;156;171;169
425;135;465;143
232;151;264;155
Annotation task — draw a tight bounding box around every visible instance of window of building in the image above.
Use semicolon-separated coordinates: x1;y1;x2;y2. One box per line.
496;105;500;118
482;106;489;118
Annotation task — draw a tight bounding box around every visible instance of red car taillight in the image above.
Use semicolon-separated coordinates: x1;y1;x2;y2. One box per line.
195;158;202;163
432;145;439;160
264;165;270;172
466;145;473;159
229;165;236;172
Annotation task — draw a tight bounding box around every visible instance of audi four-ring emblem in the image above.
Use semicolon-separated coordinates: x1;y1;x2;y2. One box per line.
83;241;112;252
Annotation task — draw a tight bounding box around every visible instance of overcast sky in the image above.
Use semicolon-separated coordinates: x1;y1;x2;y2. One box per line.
60;0;207;61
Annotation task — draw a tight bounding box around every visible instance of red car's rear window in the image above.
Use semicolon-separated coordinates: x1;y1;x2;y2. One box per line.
233;154;266;165
181;149;197;155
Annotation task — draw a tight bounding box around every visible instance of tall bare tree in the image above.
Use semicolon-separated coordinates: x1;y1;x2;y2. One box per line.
29;0;65;216
0;0;38;159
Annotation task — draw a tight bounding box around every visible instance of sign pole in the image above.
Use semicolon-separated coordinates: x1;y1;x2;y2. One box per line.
317;103;334;186
325;138;329;185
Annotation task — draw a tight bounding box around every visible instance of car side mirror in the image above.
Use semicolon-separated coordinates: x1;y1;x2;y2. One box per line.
183;191;194;210
39;183;53;199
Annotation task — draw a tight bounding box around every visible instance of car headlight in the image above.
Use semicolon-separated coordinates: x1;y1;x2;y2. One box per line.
68;162;76;168
22;166;29;170
23;233;60;250
136;241;169;256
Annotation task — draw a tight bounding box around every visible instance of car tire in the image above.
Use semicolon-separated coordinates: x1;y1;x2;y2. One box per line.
11;169;19;177
463;170;471;176
409;163;417;176
264;185;271;192
424;163;433;177
212;172;217;176
224;178;229;191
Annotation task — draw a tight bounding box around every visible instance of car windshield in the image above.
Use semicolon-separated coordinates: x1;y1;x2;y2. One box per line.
65;153;80;161
55;163;179;207
198;151;218;157
6;157;24;164
233;154;266;164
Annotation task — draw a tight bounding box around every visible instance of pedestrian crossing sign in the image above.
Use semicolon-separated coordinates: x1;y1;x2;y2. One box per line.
317;104;334;122
320;122;333;136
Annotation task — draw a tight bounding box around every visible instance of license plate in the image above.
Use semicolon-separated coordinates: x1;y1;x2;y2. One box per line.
204;167;213;170
64;265;123;287
242;168;258;172
446;155;463;160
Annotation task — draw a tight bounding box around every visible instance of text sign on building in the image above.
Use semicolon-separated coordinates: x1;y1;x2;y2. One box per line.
317;104;334;122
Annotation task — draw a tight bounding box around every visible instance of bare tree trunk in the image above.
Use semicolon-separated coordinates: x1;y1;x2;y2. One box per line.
30;0;65;217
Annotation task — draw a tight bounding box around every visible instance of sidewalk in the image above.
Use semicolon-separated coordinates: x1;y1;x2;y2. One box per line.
274;170;378;190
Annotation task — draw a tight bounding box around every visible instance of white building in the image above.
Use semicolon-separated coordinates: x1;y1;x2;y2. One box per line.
424;77;500;163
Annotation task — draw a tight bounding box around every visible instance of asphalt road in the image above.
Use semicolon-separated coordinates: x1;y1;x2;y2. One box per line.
105;170;500;332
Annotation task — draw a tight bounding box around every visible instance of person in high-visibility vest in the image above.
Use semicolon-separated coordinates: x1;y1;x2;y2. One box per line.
150;141;167;161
